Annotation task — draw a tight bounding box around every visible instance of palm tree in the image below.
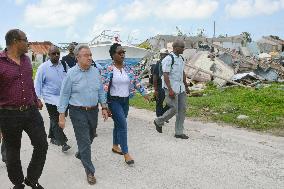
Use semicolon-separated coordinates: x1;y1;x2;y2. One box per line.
241;32;252;47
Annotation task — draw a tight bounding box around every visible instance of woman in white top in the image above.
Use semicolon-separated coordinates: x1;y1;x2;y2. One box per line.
101;43;149;166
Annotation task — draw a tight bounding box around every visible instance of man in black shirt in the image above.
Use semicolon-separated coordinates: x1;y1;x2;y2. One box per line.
153;48;170;117
61;43;77;68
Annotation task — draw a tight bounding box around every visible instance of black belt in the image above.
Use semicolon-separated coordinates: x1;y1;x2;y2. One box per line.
0;105;35;111
69;105;98;111
109;96;129;100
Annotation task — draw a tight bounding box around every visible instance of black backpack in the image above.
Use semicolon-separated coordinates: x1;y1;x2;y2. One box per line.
158;54;184;77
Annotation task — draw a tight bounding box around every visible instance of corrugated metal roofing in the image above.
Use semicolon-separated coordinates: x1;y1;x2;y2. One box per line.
29;41;53;55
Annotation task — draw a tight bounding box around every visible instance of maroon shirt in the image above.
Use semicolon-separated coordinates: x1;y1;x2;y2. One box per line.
0;49;38;107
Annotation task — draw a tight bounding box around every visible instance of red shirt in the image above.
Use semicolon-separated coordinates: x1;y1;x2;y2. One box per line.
0;50;38;107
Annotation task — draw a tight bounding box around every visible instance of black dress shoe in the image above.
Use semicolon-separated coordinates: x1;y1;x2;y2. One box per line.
24;177;44;189
75;152;81;160
174;134;189;139
154;120;162;133
2;158;7;163
62;144;71;152
13;184;25;189
50;138;60;146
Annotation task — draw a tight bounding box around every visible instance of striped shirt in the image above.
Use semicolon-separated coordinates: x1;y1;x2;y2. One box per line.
0;49;38;107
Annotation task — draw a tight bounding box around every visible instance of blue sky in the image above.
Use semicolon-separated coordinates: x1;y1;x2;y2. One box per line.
0;0;284;48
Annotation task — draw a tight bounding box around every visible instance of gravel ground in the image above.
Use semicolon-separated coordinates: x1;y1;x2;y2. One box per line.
0;106;283;189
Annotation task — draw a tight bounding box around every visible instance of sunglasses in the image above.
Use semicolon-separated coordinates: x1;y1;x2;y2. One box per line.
116;50;126;55
17;38;28;42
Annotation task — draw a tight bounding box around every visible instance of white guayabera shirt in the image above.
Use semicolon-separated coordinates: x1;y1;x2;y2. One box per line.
162;52;185;94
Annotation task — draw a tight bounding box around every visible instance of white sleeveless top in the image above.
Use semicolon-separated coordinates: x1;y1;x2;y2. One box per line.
110;66;130;97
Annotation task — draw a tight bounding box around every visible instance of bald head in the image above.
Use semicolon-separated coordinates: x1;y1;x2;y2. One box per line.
172;40;185;48
172;40;185;55
48;45;59;54
48;45;60;64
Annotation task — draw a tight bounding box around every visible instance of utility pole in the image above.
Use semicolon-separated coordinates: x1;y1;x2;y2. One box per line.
213;21;216;38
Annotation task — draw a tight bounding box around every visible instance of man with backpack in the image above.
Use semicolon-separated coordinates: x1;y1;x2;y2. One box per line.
153;48;170;117
35;45;71;152
154;40;190;139
61;43;77;68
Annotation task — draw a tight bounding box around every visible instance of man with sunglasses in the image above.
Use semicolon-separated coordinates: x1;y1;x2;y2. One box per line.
0;29;48;189
35;46;71;152
154;40;190;139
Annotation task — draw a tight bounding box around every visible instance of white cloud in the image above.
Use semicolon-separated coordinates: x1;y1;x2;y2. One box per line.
90;9;119;36
225;0;284;18
155;0;219;19
95;9;117;25
15;0;26;5
24;0;93;28
65;26;80;42
123;0;152;20
88;9;123;42
88;0;219;43
122;0;219;21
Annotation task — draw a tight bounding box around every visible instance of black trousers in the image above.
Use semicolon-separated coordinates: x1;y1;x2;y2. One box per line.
0;107;48;186
1;139;6;162
156;87;170;117
45;103;67;145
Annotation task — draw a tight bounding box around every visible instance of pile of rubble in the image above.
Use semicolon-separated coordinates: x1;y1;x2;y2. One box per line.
140;34;284;91
184;40;284;90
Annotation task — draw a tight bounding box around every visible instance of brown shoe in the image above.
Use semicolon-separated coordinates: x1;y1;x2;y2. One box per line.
87;174;96;185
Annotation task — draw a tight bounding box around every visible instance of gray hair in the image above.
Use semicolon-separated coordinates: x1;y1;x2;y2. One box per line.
74;44;90;56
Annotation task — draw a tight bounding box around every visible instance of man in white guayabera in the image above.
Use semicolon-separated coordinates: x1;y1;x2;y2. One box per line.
154;40;190;139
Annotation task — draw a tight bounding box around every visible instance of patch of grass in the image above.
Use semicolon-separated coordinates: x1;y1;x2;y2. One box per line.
130;83;284;132
129;95;156;111
32;63;40;79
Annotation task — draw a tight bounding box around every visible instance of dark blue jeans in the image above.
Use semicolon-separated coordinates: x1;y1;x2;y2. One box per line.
45;103;67;145
69;106;98;175
0;107;48;186
109;97;129;154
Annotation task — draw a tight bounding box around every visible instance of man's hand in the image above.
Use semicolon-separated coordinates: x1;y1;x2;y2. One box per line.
154;90;158;98
58;113;66;129
37;99;43;110
169;88;175;99
0;131;2;143
144;94;151;102
102;109;108;121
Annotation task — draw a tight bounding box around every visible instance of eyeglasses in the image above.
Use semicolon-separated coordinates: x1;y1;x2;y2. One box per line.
17;38;28;42
51;52;60;56
116;50;126;55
